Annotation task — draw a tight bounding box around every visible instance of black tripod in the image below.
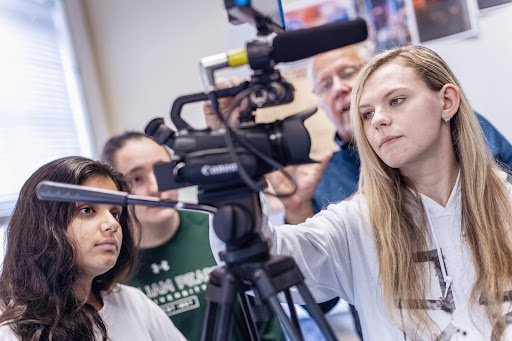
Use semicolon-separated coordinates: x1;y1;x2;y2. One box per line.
199;185;338;341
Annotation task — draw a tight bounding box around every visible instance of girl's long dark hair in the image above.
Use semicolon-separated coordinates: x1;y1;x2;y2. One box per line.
0;156;138;340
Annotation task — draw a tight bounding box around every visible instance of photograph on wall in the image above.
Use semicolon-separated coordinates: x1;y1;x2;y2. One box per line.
354;0;412;51
477;0;512;10
282;0;357;30
408;0;478;43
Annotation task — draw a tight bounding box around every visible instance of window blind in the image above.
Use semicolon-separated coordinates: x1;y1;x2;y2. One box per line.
0;0;93;219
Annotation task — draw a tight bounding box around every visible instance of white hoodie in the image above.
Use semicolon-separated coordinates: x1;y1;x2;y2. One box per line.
212;173;512;340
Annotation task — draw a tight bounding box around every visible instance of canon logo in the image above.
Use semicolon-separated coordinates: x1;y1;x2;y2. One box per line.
201;163;238;176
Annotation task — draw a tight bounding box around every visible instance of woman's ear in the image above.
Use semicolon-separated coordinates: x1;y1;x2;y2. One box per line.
439;84;461;120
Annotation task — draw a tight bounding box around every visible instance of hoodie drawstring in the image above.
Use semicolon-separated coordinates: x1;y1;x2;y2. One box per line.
425;209;452;299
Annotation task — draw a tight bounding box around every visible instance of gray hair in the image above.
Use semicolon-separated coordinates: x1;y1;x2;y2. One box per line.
306;40;376;88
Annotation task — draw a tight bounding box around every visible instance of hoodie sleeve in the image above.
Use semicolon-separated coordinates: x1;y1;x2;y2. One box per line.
262;195;371;304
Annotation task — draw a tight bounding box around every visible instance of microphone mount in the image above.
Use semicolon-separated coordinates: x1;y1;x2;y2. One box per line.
200;39;294;111
36;181;217;215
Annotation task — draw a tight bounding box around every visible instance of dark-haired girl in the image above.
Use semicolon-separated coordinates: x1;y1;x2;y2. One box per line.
0;156;185;340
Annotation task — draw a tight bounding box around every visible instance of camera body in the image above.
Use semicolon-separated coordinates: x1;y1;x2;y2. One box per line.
146;107;315;192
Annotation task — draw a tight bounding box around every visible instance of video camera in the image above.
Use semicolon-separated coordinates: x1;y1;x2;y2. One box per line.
145;0;368;199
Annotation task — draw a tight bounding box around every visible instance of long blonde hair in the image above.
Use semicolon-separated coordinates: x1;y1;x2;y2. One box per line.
350;45;512;338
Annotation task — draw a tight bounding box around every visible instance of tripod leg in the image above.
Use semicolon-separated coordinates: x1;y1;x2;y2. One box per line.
239;293;261;341
201;297;218;341
216;298;235;341
201;267;238;341
253;268;304;341
296;282;338;341
266;295;304;341
284;288;302;335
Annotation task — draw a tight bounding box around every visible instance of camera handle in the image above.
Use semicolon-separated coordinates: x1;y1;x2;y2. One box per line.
198;186;338;341
170;82;250;131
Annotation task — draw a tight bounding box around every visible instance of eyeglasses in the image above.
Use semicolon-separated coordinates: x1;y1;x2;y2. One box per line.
314;65;363;96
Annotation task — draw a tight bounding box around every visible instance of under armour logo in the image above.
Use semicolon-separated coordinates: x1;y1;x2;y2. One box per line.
150;260;170;274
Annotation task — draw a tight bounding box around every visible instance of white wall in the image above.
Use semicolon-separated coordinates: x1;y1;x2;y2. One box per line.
425;5;512;141
77;0;237;153
75;1;512;155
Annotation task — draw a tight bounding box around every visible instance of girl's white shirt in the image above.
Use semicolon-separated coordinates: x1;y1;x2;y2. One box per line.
0;284;186;341
211;171;512;340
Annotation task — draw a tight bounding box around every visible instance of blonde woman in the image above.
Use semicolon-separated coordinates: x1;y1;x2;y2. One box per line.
212;45;512;340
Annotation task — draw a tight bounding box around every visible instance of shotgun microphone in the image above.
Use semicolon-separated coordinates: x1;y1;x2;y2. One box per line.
272;18;368;63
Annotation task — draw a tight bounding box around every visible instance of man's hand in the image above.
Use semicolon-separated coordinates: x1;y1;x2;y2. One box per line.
203;78;246;130
266;153;332;224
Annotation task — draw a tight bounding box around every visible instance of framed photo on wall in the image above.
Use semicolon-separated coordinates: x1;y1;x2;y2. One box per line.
407;0;479;43
354;0;412;51
478;0;512;10
282;0;357;30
